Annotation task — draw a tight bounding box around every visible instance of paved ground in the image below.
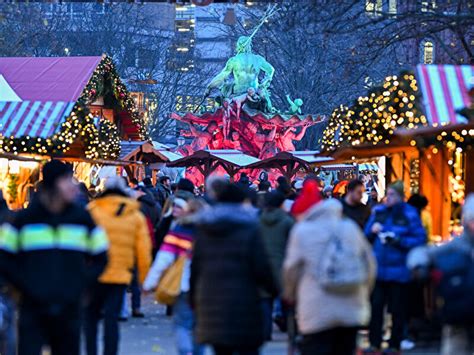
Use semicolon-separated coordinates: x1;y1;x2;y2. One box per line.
115;295;441;355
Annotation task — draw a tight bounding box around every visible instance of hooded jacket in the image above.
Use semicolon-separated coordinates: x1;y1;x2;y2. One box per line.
283;199;376;335
88;194;152;285
365;202;426;283
190;203;278;347
259;208;294;290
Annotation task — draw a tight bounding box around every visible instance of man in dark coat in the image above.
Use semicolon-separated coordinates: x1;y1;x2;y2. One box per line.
259;191;294;338
341;179;371;229
191;183;278;355
0;161;108;355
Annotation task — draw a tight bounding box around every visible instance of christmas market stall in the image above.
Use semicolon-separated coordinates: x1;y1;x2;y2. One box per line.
166;149;260;183
245;151;332;180
120;140;183;182
0;55;146;207
321;65;473;239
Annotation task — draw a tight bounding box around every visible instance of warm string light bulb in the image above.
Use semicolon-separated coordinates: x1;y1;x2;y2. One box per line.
321;71;426;151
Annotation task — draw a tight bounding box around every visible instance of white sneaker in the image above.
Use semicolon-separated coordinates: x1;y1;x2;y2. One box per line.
401;339;415;350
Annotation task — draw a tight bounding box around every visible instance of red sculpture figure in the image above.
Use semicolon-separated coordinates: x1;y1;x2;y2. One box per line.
222;99;236;140
242;121;276;152
210;127;225;150
181;120;218;153
224;131;242;150
277;124;311;151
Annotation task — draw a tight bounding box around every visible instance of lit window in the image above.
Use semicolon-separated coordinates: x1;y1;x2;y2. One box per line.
365;0;383;15
421;0;436;12
388;0;397;14
421;41;435;64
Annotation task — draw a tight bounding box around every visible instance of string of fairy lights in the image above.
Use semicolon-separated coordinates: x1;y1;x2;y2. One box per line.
78;55;147;139
97;119;121;160
321;70;474;212
321;71;427;151
0;55;144;160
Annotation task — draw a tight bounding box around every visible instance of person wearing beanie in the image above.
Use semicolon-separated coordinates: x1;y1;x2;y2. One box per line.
363;180;426;354
290;180;322;219
0;160;108;355
407;193;474;355
86;176;151;355
284;199;376;355
177;178;196;195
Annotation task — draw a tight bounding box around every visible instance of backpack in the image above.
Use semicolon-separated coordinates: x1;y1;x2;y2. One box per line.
435;244;474;325
319;221;369;294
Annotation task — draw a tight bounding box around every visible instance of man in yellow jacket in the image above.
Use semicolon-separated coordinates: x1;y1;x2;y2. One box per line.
85;176;151;355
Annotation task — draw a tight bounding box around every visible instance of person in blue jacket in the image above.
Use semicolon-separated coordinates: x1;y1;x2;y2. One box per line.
363;181;426;355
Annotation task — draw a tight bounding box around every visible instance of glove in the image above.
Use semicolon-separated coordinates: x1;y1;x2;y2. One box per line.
385;234;400;246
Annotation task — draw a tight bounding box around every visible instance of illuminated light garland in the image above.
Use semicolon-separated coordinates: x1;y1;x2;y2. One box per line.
0;105;101;159
78;55;147;139
321;71;426;152
97;120;121;160
0;55;145;160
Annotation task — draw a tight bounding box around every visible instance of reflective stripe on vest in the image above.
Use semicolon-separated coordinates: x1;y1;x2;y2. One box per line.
0;223;107;254
0;224;19;253
89;227;109;255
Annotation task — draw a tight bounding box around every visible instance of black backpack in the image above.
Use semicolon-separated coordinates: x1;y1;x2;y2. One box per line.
435;244;474;325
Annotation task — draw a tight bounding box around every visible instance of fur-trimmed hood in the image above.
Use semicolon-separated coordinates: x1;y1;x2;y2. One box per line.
195;203;258;235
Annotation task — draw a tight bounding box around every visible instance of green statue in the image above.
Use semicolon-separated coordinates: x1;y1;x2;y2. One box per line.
205;36;275;97
286;94;303;115
205;5;278;98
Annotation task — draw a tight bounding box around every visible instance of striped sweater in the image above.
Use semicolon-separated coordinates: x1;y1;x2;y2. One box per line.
143;223;194;293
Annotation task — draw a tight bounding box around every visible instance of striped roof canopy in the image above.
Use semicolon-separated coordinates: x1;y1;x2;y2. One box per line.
0;101;75;138
416;65;473;125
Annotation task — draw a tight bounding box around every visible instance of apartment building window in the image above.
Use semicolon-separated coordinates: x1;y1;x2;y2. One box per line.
172;4;195;72
388;0;397;14
421;40;435;64
176;95;201;113
366;0;383;16
420;0;436;12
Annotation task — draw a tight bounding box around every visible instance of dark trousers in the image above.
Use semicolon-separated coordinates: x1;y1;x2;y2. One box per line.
369;280;407;350
213;345;260;355
261;298;273;341
18;304;80;355
130;269;141;311
85;283;126;355
300;327;358;355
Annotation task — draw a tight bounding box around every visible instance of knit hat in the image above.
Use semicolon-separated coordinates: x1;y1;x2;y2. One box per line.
463;193;474;224
104;176;132;197
388;180;405;198
42;160;73;189
177;178;195;194
265;191;286;209
291;180;322;217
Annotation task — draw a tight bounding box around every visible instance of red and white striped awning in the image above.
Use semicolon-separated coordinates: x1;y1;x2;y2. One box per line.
416;65;473;125
0;101;76;139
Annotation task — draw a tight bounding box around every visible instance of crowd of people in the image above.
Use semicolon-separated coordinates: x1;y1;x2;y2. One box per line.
0;160;473;355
